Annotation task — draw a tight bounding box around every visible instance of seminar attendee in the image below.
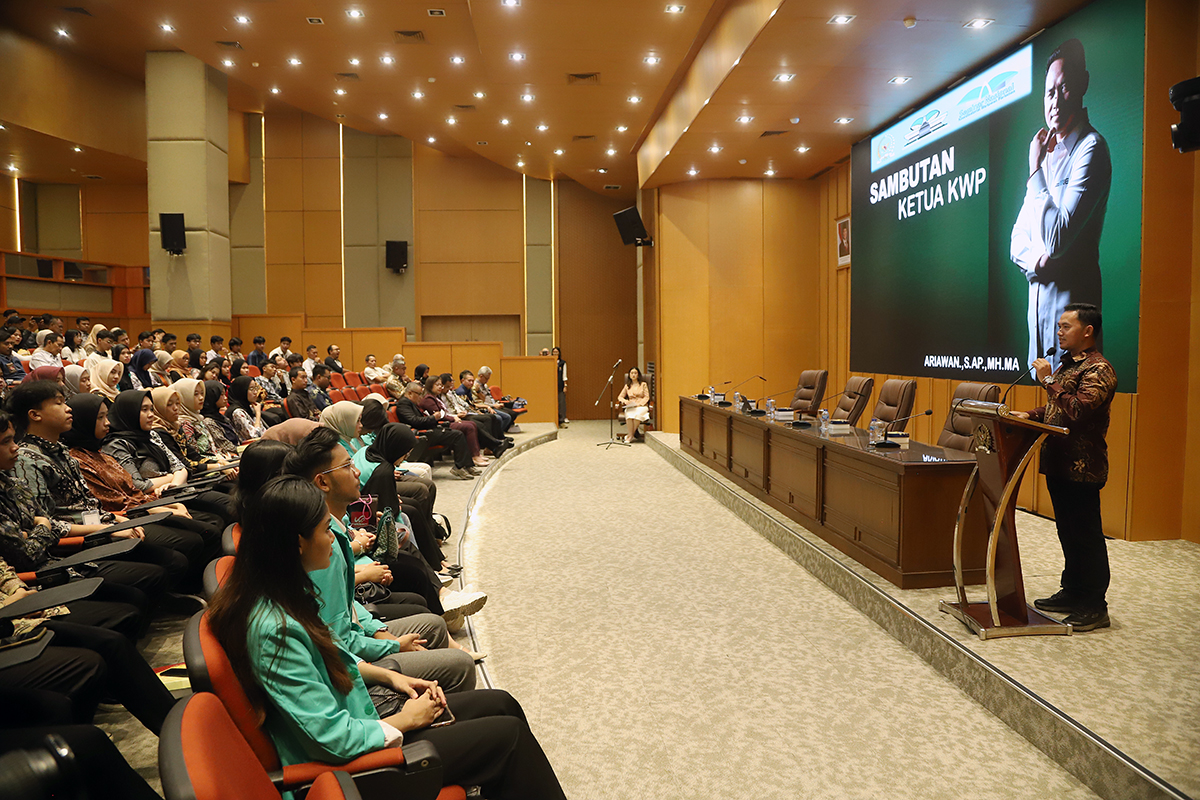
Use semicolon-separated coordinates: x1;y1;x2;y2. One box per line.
227;337;244;359
0;327;27;384
111;328;130;348
1010;38;1111;373
301;344;321;377
204;335;225;364
363;353;388;384
1011;303;1116;632
324;344;345;375
83;329;116;373
61;329;84;363
616;366;651;443
457;369;513;433
286;367;320;421
225;376;268;442
63;364;91;397
199;381;242;458
246;335;270;369
394;381;475;480
268;335;293;360
29;332;64;371
553;346;568;426
75;316;92;337
89;359;123;402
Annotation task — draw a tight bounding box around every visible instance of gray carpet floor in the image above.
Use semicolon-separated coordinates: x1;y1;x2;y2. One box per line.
465;421;1102;800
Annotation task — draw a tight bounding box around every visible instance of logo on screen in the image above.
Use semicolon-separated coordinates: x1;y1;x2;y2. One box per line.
904;109;946;146
956;71;1020;123
875;133;897;163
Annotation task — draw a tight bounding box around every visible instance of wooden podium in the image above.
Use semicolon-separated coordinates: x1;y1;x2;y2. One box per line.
938;399;1073;639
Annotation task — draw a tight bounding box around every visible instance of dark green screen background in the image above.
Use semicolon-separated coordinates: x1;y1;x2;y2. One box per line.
850;0;1144;391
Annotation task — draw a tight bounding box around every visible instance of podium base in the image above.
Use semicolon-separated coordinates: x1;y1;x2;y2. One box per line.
938;600;1072;640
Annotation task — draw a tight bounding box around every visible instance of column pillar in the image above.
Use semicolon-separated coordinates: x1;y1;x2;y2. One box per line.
145;52;231;328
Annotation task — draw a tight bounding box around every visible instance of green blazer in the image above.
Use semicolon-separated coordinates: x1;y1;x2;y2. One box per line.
247;600;385;765
309;514;396;662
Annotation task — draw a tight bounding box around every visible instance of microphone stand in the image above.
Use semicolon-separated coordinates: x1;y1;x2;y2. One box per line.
873;409;933;448
595;359;631;450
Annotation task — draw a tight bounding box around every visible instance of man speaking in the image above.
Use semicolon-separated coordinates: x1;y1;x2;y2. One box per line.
1011;38;1111;373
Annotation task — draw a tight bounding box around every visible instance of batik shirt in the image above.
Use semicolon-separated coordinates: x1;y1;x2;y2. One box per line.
0;557;68;636
15;435;117;526
1028;348;1117;485
0;470;70;571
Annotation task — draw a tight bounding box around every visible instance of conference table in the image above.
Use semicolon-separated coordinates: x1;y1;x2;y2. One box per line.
679;396;988;589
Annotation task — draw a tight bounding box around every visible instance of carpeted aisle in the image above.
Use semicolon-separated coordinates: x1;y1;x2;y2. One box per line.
466;420;1099;800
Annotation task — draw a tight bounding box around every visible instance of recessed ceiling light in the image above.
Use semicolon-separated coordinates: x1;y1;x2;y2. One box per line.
287;58;302;66
502;0;520;5
536;124;548;131
517;161;524;167
644;56;661;64
888;76;912;84
234;15;251;24
159;24;174;32
774;73;795;82
500;118;510;125
346;9;364;18
56;28;69;36
735;115;753;123
606;148;617;156
73;146;82;152
380;56;395;64
708;145;722;153
7;165;17;171
473;91;486;98
598;168;608;173
348;58;360;65
270;87;280;94
447;117;457;125
428;137;436;143
616;125;628;132
307;17;324;24
764;169;776;176
222;59;234;67
665;4;685;12
509;52;526;61
687;168;698;176
834;117;853;124
796;146;810;153
450;56;465;64
429;9;446;16
828;14;855;24
521;93;534;102
964;18;994;28
628;96;642;104
0;124;6;130
334;88;347;96
554;149;564;155
525;141;532;146
411;91;425;98
378;113;389;120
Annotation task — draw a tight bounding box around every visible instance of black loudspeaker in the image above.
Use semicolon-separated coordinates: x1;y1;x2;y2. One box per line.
160;213;186;254
385;240;409;273
613;206;652;247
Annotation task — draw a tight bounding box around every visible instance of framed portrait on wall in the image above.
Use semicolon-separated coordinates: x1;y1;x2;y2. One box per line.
836;216;851;266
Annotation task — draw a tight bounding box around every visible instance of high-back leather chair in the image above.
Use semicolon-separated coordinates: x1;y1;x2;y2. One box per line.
830;376;873;426
789;370;828;416
937;382;1001;451
872;379;917;432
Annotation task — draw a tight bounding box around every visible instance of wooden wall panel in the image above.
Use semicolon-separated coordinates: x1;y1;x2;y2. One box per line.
707;181;764;392
415;264;525;317
497;356;557;424
658;182;710;433
413;147;523;211
762;180;821;403
556;180;639;421
1187;4;1200;545
81;184;149;266
230;314;306;348
417;211;524;262
449;342;504;385
402;343;454;375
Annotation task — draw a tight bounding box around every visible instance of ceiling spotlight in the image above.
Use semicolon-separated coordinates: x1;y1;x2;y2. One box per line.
773;73;795;82
525;141;532;146
7;165;17;171
73;146;82;152
378;113;389;120
380;56;395;64
500;118;510;125
536;124;548;131
606;148;617;156
521;93;534;102
428;137;436;143
473;91;486;98
834;117;853;124
517;160;525;167
450;56;465;64
222;59;234;67
346;9;364;18
335;88;347;95
502;0;520;6
628;96;642;104
509;52;526;61
828;14;855;24
964;18;994;28
411;91;425;98
287;58;302;66
644;56;661;64
735;115;753;123
235;15;251;24
665;4;685;12
349;58;360;65
764;169;776;176
888;76;912;85
796;146;810;153
687;168;698;176
616;125;628;132
159;24;174;32
554;149;564;155
269;87;280;94
447;117;457;125
708;145;722;153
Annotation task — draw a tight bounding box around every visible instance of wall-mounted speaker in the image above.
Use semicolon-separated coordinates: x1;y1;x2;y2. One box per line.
385;240;409;273
160;213;186;255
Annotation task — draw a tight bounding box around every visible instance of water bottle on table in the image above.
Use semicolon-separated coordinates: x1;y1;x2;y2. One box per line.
819;408;830;435
766;398;776;420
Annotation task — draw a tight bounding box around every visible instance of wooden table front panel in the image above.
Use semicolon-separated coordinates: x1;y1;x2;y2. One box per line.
680;401;702;453
823;451;901;565
701;407;731;469
767;432;820;520
730;418;767;490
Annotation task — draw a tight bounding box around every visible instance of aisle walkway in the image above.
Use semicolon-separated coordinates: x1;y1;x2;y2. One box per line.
467;421;1099;800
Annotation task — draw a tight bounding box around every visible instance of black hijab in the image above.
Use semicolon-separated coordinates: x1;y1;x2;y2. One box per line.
364;423;416;465
225;375;254;420
105;389;171;471
230;358;247;380
130;348;157;388
360;400;388;436
112;345;134;391
202;380;239;444
62;393;108;452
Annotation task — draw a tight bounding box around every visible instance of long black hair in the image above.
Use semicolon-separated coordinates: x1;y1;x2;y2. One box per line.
233;440;293;523
208;475;353;722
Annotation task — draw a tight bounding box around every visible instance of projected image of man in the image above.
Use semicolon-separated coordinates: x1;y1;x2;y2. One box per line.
1010;38;1111;372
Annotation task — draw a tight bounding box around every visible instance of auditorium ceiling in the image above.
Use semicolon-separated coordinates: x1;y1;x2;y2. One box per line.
2;0;1093;196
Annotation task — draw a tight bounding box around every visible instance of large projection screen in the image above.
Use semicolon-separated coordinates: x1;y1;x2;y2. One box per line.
849;0;1144;391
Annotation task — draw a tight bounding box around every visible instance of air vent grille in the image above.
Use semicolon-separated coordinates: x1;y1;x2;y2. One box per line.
307;17;324;25
603;184;621;190
394;30;426;42
759;130;787;138
216;41;244;50
452;104;476;111
83;175;103;180
60;7;93;16
335;72;360;81
567;72;600;85
572;135;596;141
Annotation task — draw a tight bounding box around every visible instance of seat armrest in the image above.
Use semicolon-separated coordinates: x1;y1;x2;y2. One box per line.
279;744;447;800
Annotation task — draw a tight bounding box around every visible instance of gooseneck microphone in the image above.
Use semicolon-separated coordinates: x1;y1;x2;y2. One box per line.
696;379;731;401
873;409;933;448
729;374;766;393
1000;346;1056;407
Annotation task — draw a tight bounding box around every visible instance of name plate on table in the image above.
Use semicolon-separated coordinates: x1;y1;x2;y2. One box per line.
774;409;795;422
711;393;726;404
828;421;853;435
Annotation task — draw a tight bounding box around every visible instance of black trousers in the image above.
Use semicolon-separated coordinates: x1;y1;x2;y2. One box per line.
366;591;430;622
399;471;437;508
57;596;143;641
402;690;566;800
396;481;445;571
91;549;175;620
465;414;505;450
379;551;444;614
417;427;472;469
1045;476;1110;609
141;516;220;591
0;725;161;800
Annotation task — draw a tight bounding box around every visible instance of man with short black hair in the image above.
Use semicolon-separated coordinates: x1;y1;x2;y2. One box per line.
1012;303;1116;632
227;337;243;357
308;364;333;411
84;329;116;373
324;343;345;375
74;316;92;335
302;344;320;377
136;330;156;351
204;335;225;364
111;328;130;347
394;381;476;480
46;317;65;337
286;366;319;420
246;335;269;369
29;332;64;370
268;335;293;359
161;332;177;352
0;327;27;384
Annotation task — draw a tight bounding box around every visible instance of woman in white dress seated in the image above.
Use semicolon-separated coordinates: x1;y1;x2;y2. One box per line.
616;366;651;443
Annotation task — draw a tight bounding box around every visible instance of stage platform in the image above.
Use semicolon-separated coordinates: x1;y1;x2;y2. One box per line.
649;431;1199;800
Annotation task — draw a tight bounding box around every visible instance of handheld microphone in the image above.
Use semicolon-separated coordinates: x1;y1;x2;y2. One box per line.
873;409;933;448
612;358;622;371
1000;347;1056;406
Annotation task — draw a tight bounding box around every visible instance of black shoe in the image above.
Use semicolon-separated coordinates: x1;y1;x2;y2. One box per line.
1033;590;1078;613
1063;608;1110;632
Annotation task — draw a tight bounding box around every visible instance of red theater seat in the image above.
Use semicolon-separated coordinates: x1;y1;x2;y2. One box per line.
331;371;347;389
345;372;364;387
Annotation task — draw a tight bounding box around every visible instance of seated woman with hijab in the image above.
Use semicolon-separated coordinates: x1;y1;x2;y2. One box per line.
111;345;135;392
21;364;65;386
261;416;319;445
168;350;192;383
127;348;159;391
198;381;241;459
89;358;123;402
148;350;174;387
319;400;365;455
225;376;268;443
359;397;433;481
63;364;91;397
101;389;236;527
173;379;231;463
150;386;234;474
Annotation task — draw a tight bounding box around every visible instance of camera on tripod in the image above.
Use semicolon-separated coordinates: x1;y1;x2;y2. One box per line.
1170;76;1200;153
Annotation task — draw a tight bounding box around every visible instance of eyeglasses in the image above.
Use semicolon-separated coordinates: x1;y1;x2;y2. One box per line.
316;460;357;477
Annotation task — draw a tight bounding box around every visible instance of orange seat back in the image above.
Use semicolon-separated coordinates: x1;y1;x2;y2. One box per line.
344;372;364;387
330;371;347;389
162;692;281;800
